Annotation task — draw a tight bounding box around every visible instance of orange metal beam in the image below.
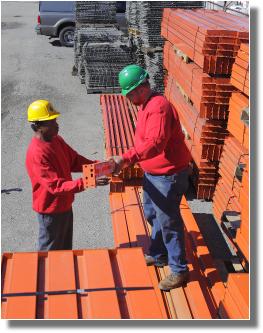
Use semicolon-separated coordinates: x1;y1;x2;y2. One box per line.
2;253;38;319
81;250;121;319
109;192;130;248
45;251;78;319
116;247;167;319
219;273;249;319
180;197;226;309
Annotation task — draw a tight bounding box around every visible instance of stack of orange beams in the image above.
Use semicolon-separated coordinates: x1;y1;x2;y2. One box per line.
100;94;143;183
163;41;236;120
235;156;249;261
212;136;248;220
228;43;249;261
227;92;249;151
161;9;249;75
165;75;228;162
231;43;249;96
213;40;249;262
212;136;249;246
161;9;249;200
165;75;227;200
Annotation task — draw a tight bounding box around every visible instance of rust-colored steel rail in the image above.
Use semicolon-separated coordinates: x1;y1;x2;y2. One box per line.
161;9;248;75
109;94;123;156
100;94;137;155
100;94;143;185
101;94;117;157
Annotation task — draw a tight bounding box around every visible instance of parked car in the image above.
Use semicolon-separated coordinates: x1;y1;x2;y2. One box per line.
116;1;126;13
35;1;126;47
35;1;75;47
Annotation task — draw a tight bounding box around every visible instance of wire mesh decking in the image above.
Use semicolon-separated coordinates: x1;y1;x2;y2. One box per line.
75;1;117;24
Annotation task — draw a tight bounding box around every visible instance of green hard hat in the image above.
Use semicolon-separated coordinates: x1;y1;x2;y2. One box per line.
119;64;149;96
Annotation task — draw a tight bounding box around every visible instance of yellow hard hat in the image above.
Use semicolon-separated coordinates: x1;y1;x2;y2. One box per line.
27;100;60;122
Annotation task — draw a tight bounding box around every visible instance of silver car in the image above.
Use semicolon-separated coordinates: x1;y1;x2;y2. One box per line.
35;1;75;47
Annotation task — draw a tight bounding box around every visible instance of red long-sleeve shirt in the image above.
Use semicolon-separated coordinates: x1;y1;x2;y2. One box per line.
122;94;191;175
26;135;94;214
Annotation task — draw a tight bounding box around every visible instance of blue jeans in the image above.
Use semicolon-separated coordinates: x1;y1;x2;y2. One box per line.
143;169;189;274
37;209;73;251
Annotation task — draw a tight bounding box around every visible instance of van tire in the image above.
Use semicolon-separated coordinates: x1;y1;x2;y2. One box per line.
59;26;75;47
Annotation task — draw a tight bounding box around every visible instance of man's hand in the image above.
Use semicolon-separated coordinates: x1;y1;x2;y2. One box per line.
96;176;110;186
108;156;127;176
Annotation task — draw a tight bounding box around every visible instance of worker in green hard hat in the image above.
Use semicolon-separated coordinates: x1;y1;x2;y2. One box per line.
118;64;150;98
110;64;192;291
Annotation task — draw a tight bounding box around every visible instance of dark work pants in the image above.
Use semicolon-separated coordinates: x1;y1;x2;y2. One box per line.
143;168;189;274
37;209;73;251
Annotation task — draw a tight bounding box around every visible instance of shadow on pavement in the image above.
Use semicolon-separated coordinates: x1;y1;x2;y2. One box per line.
49;40;62;47
1;188;23;194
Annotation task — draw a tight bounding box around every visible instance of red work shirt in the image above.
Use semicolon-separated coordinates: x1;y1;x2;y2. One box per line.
122;94;191;175
26;135;94;214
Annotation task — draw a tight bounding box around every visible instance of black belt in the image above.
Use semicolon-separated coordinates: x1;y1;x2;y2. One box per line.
147;167;189;177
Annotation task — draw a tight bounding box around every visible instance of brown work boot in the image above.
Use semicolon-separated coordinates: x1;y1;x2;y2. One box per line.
158;271;189;291
144;255;168;267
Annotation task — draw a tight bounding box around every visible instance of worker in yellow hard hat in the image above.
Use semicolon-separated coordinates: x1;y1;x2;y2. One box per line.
26;100;106;251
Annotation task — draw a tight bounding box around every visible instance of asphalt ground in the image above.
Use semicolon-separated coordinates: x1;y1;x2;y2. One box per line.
1;1;114;252
1;2;236;269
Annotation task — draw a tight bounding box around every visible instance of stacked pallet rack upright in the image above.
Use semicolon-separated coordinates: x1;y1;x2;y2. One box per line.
161;7;249;202
212;37;249;319
160;6;249;318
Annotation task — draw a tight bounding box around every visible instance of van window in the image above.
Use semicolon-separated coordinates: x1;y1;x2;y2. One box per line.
39;1;75;12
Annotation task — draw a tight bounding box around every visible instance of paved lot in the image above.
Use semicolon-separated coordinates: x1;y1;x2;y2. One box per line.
1;1;114;252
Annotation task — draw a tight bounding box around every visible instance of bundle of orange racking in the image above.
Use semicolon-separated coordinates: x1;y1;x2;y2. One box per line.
100;94;144;190
231;43;249;96
161;8;249;200
212;43;249;264
161;9;249;75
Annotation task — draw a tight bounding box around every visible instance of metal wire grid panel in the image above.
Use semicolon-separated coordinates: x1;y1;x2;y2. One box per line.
126;1;205;47
84;63;124;93
75;1;117;24
144;52;165;93
82;42;132;63
74;27;123;68
81;42;133;93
